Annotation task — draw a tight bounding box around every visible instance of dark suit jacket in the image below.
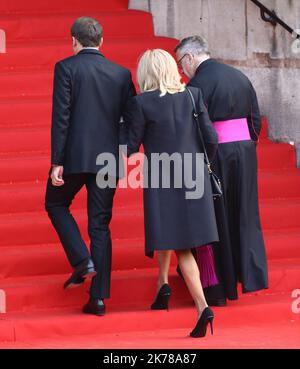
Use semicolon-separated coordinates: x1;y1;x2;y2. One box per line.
188;59;261;142
51;48;136;175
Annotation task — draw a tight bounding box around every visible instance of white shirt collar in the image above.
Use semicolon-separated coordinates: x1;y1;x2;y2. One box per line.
82;47;99;51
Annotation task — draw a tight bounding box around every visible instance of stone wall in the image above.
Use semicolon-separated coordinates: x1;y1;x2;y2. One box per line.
129;0;300;165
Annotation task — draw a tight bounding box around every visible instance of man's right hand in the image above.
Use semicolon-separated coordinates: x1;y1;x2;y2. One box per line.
50;165;65;186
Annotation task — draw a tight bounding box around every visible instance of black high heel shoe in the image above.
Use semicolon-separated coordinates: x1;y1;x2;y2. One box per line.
190;307;214;338
151;284;171;311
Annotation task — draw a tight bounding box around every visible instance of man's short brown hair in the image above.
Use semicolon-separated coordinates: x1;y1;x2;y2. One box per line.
71;17;103;47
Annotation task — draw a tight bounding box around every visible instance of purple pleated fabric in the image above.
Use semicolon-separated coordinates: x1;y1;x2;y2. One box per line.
196;244;219;288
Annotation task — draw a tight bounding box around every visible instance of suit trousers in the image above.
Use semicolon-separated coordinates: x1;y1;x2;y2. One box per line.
45;172;117;299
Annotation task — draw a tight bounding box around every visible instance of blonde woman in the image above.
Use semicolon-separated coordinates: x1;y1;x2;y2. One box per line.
125;49;218;337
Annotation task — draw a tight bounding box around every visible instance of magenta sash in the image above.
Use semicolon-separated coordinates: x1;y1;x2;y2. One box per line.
213;118;251;143
196;245;218;288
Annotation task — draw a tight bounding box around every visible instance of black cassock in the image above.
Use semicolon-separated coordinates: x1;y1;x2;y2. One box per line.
189;59;268;299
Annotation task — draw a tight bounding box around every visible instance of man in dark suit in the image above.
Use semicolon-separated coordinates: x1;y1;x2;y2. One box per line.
45;17;136;316
175;36;268;306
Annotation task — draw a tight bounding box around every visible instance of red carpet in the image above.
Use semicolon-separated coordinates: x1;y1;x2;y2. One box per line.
0;0;300;349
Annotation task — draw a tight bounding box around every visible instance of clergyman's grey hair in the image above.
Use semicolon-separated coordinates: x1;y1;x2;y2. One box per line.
174;35;210;56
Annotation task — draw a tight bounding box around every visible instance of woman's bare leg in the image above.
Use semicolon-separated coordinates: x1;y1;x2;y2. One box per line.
156;250;172;292
175;249;208;318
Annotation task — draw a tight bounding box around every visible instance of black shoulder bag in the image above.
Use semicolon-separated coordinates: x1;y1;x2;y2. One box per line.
186;88;222;199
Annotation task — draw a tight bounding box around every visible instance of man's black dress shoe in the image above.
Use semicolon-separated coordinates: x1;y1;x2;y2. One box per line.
83;298;105;316
206;297;227;307
68;276;86;288
204;285;227;306
64;258;97;289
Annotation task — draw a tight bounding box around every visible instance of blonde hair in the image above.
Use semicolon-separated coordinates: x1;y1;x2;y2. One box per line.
137;49;186;96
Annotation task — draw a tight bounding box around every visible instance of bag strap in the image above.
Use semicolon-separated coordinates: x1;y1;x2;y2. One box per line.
186;87;213;174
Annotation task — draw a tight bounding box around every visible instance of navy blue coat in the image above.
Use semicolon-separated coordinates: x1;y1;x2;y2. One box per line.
125;87;219;257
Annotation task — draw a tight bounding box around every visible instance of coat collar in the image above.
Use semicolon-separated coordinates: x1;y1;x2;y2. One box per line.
78;49;104;57
195;58;216;75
